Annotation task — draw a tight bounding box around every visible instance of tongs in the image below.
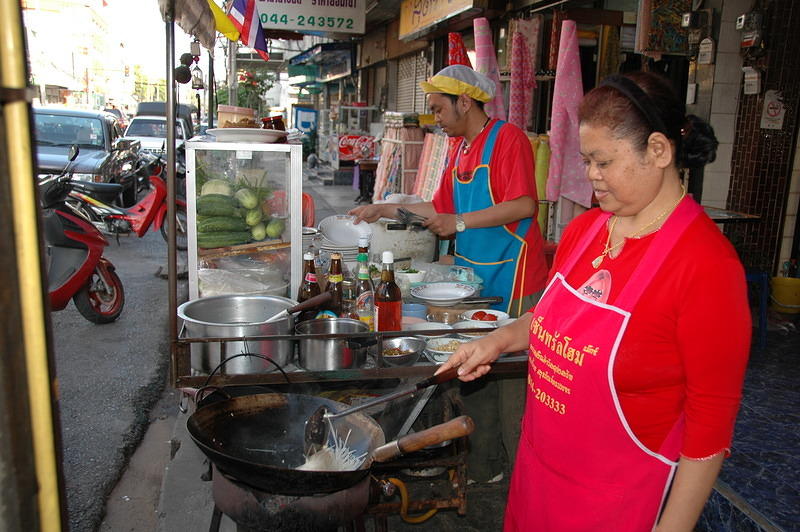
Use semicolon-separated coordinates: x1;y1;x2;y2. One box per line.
395;208;428;231
304;367;459;455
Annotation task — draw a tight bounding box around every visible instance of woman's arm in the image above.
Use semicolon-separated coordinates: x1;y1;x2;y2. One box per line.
655;453;724;532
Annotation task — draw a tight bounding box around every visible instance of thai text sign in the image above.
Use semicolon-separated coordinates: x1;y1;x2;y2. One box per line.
398;0;475;40
256;0;365;35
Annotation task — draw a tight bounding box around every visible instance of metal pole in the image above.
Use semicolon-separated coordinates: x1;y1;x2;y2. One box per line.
208;52;214;128
228;39;237;105
165;2;178;384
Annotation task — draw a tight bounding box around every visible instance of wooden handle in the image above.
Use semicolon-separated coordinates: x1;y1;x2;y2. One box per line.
371;416;475;463
288;291;332;314
415;367;459;390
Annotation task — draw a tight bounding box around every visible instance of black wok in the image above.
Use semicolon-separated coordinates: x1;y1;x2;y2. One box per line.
187;392;474;496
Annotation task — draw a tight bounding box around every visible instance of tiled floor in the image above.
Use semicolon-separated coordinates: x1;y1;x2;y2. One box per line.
304;177;800;532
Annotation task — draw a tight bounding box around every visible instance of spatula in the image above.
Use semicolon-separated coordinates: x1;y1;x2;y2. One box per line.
304;366;460;455
264;291;332;324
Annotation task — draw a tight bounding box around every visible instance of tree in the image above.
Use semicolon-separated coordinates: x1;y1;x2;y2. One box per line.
215;69;276;113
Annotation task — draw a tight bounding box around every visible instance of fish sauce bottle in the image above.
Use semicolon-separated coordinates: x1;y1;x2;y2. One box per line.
355;240;375;331
375;251;402;331
296;252;321;322
321;252;343;318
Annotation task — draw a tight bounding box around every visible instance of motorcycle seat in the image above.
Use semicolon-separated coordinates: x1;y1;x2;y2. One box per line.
71;181;123;194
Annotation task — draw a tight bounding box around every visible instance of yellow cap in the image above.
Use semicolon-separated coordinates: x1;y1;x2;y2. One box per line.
419;65;495;103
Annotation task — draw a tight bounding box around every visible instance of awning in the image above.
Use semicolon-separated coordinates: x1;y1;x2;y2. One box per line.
288;43;355;83
158;0;216;49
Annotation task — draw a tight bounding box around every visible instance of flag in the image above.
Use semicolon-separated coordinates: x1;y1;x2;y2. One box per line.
227;0;270;61
207;0;240;41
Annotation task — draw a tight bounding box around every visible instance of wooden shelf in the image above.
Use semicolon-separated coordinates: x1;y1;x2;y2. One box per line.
197;240;290;260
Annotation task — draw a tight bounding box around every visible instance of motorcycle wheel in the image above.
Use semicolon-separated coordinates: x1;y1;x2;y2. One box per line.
73;266;125;324
161;204;188;251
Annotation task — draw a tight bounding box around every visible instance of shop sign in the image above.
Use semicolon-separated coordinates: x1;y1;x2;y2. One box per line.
398;0;477;40
256;0;365;35
338;134;376;161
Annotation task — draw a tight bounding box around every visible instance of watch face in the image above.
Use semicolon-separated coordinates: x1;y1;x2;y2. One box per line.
456;217;466;232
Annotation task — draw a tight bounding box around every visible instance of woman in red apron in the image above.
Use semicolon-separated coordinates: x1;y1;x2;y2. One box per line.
437;72;751;530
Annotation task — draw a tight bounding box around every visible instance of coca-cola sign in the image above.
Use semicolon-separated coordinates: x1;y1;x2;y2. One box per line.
338;135;376;161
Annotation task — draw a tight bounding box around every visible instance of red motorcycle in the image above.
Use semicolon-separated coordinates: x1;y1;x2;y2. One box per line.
39;147;125;323
67;152;188;250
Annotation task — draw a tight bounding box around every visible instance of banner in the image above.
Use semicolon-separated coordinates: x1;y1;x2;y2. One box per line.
256;0;365;34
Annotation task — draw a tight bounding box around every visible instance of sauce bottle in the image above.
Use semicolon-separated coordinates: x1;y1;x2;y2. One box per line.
355;245;375;331
297;252;321;322
374;251;401;331
321;252;343;318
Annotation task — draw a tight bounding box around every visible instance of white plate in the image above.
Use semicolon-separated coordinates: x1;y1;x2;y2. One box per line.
405;321;453;338
410;282;475;306
207;128;289;143
452;320;495;339
460;309;510;323
318;215;373;247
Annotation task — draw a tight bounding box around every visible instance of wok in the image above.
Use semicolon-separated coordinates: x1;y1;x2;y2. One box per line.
187;392;474;495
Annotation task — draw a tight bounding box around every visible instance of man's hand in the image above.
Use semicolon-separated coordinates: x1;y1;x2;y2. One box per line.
348;204;390;224
423;212;458;237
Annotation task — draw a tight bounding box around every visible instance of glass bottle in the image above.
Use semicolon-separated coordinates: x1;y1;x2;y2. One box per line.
355;249;375;331
322;252;343;317
341;280;359;319
297;252;321;322
374;251;402;331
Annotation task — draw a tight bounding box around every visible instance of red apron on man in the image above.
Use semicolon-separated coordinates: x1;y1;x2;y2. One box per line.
504;198;702;531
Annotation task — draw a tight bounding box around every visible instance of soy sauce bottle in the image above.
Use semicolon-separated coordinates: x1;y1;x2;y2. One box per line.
297;252;321;322
374;251;401;331
322;252;343;317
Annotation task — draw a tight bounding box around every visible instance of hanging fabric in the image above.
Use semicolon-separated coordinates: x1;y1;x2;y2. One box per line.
597;25;621;81
508;30;535;130
546;19;591;208
473;17;506;120
448;32;473;67
412;132;451;201
547;10;566;71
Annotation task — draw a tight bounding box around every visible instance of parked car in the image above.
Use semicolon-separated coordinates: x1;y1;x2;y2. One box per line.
34;107;141;207
123;115;190;156
103;107;128;130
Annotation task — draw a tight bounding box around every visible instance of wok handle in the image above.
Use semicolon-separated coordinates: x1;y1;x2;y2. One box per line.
414;367;459;390
288;291;332;314
371;415;475;463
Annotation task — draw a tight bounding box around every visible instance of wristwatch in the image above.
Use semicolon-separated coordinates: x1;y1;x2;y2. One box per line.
455;214;467;233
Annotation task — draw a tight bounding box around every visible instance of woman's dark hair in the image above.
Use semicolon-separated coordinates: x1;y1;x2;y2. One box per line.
578;72;718;168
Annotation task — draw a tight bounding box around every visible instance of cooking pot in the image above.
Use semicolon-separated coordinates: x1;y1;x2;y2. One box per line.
177;295;298;374
295;318;371;370
367;218;437;263
187;392;474;496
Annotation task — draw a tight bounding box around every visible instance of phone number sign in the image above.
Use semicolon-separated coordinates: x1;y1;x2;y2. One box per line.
257;0;365;34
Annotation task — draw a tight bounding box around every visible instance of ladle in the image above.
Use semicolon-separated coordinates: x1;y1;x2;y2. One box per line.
304;367;459;455
264;291;332;324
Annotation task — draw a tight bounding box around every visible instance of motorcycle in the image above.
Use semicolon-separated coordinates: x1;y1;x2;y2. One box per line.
66;151;189;250
39;145;125;324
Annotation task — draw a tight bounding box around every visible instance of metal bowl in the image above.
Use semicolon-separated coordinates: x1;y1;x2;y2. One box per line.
377;336;425;367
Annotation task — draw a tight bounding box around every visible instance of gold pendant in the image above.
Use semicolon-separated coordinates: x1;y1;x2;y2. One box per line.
592;255;604;269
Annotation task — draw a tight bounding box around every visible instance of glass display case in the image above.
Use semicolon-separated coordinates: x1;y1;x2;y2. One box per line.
185;140;303;301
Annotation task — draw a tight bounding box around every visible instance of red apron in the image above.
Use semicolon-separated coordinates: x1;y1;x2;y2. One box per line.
504;198;701;531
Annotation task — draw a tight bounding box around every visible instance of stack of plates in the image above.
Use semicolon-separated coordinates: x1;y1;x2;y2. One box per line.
317;237;359;262
317;215;372;262
302;227;318;252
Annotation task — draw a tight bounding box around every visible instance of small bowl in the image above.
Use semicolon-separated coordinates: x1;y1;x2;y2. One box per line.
402;303;428;320
460;309;510;323
426;309;463;325
396;270;427;284
377;336;425;366
452;320;495;339
425;337;469;364
405;321;453;339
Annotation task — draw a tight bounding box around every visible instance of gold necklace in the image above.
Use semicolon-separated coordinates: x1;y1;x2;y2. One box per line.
591;185;687;269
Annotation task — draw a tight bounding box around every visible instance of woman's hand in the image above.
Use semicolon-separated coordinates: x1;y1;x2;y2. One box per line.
435;314;532;381
435;335;503;381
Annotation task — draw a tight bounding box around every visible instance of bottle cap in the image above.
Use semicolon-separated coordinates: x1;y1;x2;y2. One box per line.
303;252;314;260
382;251;394;263
331;252;342;259
358;235;370;247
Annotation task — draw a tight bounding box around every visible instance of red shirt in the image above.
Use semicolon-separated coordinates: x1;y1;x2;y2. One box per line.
550;206;751;458
432;120;548;296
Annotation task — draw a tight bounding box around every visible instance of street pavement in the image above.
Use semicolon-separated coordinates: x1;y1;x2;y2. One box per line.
50;227;186;532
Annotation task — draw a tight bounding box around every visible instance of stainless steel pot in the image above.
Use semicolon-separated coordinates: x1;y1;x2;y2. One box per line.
295;318;369;370
178;295;298;374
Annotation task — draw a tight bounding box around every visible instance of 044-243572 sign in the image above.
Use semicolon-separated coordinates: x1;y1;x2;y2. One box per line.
256;0;365;34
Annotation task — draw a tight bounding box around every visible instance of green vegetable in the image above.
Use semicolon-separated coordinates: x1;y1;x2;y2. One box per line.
197;194;237;217
400;268;419;273
197;216;248;233
245;208;263;226
196;231;251;249
250;222;266;241
200;179;233;197
266;218;285;238
234;188;259;209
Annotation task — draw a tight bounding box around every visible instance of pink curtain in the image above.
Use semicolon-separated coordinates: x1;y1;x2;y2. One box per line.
546;20;592;208
448;32;473;67
473;17;506;120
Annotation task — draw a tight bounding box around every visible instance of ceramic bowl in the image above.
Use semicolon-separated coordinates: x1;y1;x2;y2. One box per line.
405;321;453;339
425;337;469;364
317;214;373;246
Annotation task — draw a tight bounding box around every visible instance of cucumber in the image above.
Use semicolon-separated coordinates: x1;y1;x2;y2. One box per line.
197;231;251;249
197;216;248;233
197;194;237;217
